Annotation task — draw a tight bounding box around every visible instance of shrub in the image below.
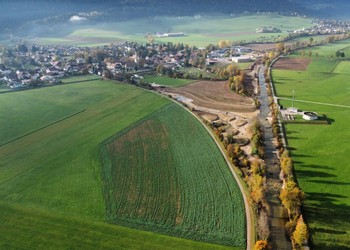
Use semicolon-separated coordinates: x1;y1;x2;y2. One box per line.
254;240;269;250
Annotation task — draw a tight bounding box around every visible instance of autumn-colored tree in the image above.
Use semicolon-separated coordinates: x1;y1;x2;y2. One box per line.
257;210;270;240
146;34;155;44
276;43;285;53
234;74;244;93
285;217;298;237
227;143;243;158
292;215;308;249
308;51;312;58
250;160;261;175
249;174;266;205
254;240;269;250
280;180;305;218
218;40;228;48
280;156;293;177
226;64;238;77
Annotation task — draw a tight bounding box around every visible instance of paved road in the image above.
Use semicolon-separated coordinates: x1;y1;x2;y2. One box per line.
258;66;292;250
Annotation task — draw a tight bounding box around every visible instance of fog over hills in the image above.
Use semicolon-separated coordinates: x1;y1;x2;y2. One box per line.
291;0;350;18
0;0;349;37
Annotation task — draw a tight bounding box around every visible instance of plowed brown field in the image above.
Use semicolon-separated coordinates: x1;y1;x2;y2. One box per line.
165;81;256;113
273;57;311;71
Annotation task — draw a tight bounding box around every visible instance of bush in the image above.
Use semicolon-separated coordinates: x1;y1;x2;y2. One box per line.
254;240;269;250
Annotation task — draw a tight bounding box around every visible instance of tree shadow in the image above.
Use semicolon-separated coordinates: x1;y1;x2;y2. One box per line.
286;136;303;140
307;179;350;185
301;164;335;170
313;227;347;235
304;192;350;250
287;146;297;151
293;160;303;164
319;114;335;124
295;169;337;178
286;130;298;135
291;153;311;158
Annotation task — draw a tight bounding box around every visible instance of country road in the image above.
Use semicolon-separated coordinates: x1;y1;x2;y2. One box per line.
258;66;292;250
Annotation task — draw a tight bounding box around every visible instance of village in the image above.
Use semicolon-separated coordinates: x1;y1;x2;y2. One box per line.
0;40;263;91
0;17;349;91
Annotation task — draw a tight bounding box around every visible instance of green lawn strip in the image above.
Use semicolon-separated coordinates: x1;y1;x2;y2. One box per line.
272;41;350;249
61;74;102;83
144;75;195;87
100;103;246;247
0;202;236;250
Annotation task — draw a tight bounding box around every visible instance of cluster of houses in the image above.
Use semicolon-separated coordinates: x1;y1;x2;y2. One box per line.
206;45;258;65
292;19;350;36
0;45;92;89
256;26;282;33
0;40;264;90
0;42;196;89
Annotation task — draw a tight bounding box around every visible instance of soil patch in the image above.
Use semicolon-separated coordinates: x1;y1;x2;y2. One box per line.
273;58;311;71
165;81;256;114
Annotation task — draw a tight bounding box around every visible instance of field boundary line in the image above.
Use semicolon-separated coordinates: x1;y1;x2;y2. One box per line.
0;109;86;148
99;103;173;146
330;61;341;73
277;97;350;108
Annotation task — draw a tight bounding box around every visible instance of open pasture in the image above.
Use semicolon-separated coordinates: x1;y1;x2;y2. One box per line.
0;76;244;249
333;61;350;74
100;104;246;247
272;41;350;250
32;14;313;47
0;202;234;250
144;75;195;87
0;76;169;220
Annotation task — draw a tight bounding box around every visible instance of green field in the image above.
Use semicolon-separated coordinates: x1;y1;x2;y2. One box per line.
333;61;350;74
144;75;195;87
27;14;313;47
272;41;350;250
100;104;246;247
0;77;244;249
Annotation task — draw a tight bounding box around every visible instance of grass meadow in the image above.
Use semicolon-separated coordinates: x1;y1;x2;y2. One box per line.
0;76;243;249
272;41;350;250
100;104;246;247
29;14;313;47
144;75;196;87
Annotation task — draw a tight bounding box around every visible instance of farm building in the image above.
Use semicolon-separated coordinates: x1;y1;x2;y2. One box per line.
232;56;253;63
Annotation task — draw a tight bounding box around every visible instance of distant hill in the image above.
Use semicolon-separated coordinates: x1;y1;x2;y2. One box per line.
0;0;349;37
291;0;350;18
